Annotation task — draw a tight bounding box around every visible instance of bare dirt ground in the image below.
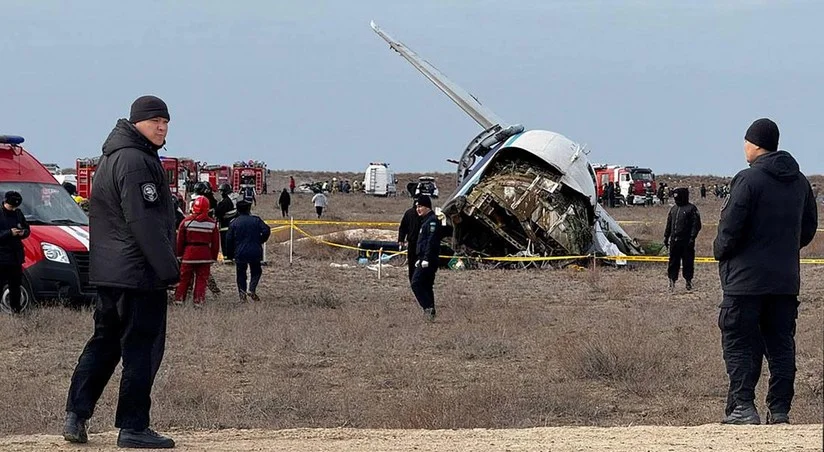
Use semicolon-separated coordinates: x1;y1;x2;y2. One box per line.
0;172;821;451
0;424;821;451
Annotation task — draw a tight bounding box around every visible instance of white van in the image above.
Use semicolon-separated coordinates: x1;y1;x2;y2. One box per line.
363;162;397;196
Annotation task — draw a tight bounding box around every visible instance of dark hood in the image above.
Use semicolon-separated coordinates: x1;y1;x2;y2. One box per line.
672;187;689;206
102;118;163;157
750;150;800;182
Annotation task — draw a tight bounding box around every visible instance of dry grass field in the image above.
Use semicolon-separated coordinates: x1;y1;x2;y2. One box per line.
0;172;821;450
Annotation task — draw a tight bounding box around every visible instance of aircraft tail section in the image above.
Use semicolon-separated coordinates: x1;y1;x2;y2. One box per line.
370;20;504;130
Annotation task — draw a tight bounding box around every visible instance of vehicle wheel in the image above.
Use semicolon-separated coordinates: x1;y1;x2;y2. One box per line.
1;279;34;314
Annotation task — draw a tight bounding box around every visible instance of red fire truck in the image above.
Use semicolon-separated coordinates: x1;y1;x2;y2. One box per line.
77;156;184;202
592;164;657;206
75;157;99;199
200;164;231;190
231;161;266;193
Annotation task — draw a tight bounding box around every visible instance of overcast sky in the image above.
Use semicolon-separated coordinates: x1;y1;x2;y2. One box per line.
2;0;821;176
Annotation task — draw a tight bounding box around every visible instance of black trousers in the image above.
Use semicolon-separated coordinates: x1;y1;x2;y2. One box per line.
315;206;324;218
667;240;695;282
281;206;289;218
406;249;417;283
236;261;262;294
718;294;799;416
0;263;23;312
66;287;168;430
219;230;228;258
411;266;436;310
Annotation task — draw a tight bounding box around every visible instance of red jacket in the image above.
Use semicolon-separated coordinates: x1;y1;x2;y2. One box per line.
176;213;220;264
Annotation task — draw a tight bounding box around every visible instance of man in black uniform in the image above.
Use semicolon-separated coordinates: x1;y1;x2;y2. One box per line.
0;191;30;314
713;118;817;425
410;195;441;321
663;187;701;291
63;95;179;449
215;183;238;261
397;195;421;283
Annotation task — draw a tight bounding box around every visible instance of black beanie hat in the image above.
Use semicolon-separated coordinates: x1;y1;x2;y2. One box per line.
416;195;432;209
4;191;22;207
129;95;170;123
744;118;779;152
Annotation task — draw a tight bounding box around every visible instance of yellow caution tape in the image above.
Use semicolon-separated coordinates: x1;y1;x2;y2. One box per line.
265;219;399;227
270;222;824;265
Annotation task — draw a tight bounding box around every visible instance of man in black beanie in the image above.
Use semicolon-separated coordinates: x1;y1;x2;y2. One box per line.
410;195;441;321
713;117;818;425
63;95;177;448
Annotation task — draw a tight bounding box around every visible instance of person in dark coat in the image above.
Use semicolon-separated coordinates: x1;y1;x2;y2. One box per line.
606;182;616;208
410;195;441;321
278;188;291;218
397;196;422;283
214;183;237;261
0;191;30;314
713;118;818;425
63;95;178;449
700;183;707;199
663;187;701;291
224;199;271;301
172;195;185;229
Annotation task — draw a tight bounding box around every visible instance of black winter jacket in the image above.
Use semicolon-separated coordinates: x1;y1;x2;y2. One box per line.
88;119;179;290
398;207;421;246
712;151;818;296
215;196;237;229
0;207;30;266
224;212;271;263
664;190;701;244
415;211;441;264
278;190;291;208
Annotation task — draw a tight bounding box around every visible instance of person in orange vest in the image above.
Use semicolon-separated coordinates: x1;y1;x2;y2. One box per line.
173;196;220;307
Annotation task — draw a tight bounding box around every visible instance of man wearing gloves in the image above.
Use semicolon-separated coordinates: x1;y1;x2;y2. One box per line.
713;118;817;425
410;195;441;321
63;95;178;449
663;187;701;291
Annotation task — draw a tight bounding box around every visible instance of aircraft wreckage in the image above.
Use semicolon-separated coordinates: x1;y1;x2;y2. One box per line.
370;21;643;264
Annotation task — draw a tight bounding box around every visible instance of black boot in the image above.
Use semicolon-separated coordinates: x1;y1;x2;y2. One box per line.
722;403;761;425
117;428;175;449
62;412;88;443
685;280;693;291
766;411;790;424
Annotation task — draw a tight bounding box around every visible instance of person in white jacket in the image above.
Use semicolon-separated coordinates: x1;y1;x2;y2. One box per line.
311;192;328;218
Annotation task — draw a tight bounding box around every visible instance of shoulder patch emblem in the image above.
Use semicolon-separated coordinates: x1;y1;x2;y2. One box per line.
429;222;437;233
141;183;159;203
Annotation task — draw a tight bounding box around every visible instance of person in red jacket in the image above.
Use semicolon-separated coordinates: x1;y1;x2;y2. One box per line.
174;196;220;307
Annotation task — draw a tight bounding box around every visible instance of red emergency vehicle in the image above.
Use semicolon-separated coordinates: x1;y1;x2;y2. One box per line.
592;164;656;205
231;161;265;193
1;135;95;312
75;157;98;199
200;164;230;189
78;155;184;204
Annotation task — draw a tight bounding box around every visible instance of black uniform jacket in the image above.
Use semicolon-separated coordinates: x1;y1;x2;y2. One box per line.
415;211;441;264
88;119;179;290
664;202;701;243
0;207;30;265
713;150;818;296
398;207;421;247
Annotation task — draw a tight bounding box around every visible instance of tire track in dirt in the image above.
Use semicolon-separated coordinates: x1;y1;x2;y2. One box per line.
0;424;821;451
